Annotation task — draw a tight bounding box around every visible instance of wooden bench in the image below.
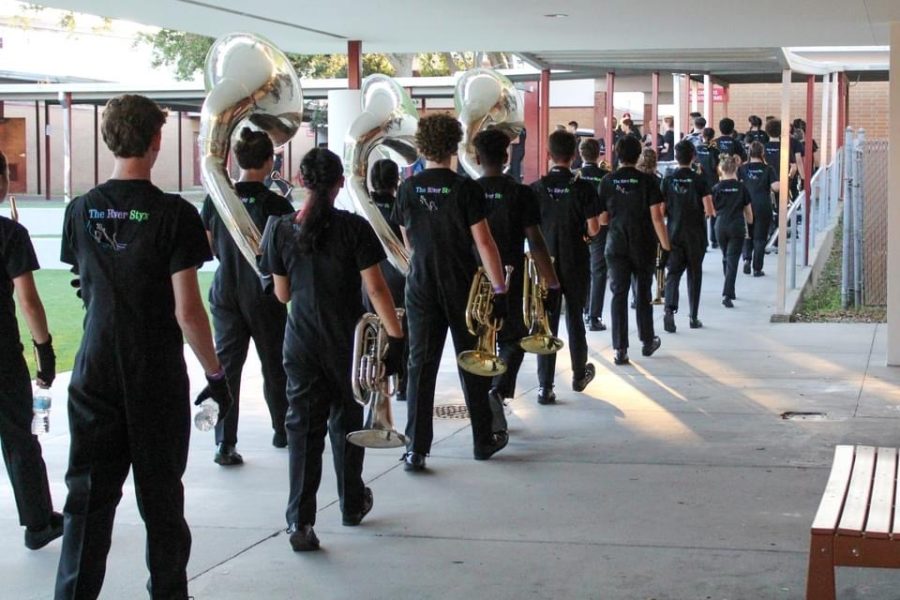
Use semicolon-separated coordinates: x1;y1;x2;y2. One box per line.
807;445;900;599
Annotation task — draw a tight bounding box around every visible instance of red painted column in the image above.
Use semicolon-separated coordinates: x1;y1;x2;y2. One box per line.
650;71;660;153
681;75;691;137
348;40;362;90
605;71;615;166
539;69;550;176
593;91;607;141
804;74;815;265
837;73;847;147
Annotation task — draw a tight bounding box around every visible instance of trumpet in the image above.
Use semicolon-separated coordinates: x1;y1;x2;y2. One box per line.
653;245;665;305
519;253;564;354
457;266;513;376
346;310;407;449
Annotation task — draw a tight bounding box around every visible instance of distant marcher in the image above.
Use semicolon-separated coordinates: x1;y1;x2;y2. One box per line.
712;155;754;307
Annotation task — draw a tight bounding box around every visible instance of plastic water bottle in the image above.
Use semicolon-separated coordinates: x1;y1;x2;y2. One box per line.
194;399;219;431
32;394;51;436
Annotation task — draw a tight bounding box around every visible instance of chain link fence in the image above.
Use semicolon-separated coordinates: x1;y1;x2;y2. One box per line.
860;139;888;306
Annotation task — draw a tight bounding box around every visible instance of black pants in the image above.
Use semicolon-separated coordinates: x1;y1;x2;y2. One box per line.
0;354;54;530
664;246;705;320
283;337;364;527
211;298;288;447
708;216;718;246
56;361;191;600
537;291;588;388
717;225;744;299
742;211;772;273
608;256;655;351
404;288;493;455
587;233;608;320
492;272;526;399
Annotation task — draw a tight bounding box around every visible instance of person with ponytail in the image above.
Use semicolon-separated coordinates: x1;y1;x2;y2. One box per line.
712;155;754;307
200;127;294;466
260;147;404;552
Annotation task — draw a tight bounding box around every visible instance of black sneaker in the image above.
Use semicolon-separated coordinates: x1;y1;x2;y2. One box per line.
663;310;676;333
588;318;607;332
487;388;508;433
214;443;244;466
24;511;63;550
722;297;734;308
743;260;751;275
403;451;426;472
473;431;509;460
537;387;556;405
753;271;765;277
689;318;703;329
343;487;373;526
613;349;630;365
641;336;662;357
287;523;320;552
272;430;288;449
572;363;596;392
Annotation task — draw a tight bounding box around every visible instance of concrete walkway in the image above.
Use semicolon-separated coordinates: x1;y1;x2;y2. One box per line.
2;249;899;599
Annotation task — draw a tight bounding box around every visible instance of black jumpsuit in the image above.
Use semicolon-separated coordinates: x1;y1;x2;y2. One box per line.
478;174;541;399
531;167;600;387
599;167;664;351
712;179;752;300
201;183;293;448
578;163;610;323
260;209;385;529
391;168;494;455
739;162;777;274
696;143;720;246
0;216;55;532
57;180;211;600
662;168;710;321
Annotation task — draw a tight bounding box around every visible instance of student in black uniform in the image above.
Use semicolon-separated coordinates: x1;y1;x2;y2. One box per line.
684;116;706;150
473;129;560;423
763;118;800;182
744;115;769;148
661;116;675;161
531;130;601;404
714;118;747;163
201;127;293;466
662;141;714;333
393;114;510;471
712;156;754;307
739;142;779;276
696;128;721;248
56;95;233;600
598;135;670;366
0;150;63;551
578;138;610;332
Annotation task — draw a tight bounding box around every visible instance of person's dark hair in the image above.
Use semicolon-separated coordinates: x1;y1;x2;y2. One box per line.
748;141;765;161
663;116;674;126
765;115;775;122
473;128;510;168
568;120;579;129
689;112;702;120
101;94;167;158
693;116;707;130
719;118;735;135
295;148;343;253
674;140;695;165
579;138;600;162
748;115;763;128
621;118;634;129
370;158;399;194
719;155;739;176
415;113;462;162
615;135;642;165
548;130;577;162
233;127;274;170
765;118;782;138
793;118;806;132
702;127;716;142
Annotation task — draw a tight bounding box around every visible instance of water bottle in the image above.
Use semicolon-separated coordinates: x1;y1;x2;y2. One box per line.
194;399;219;431
32;393;51;436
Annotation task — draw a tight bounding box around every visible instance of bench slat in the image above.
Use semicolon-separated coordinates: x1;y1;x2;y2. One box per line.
838;446;877;536
865;447;896;539
812;445;856;535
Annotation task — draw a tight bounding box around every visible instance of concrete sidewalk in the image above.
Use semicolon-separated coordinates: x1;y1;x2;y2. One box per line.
2;251;899;599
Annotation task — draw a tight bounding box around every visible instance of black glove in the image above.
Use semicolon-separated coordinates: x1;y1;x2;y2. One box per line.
383;335;405;377
491;292;509;322
194;370;234;419
33;335;56;387
544;286;561;312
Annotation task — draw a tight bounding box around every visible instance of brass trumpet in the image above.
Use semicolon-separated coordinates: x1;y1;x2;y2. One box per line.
653;245;665;305
346;310;407;449
519;253;564;354
457;266;513;376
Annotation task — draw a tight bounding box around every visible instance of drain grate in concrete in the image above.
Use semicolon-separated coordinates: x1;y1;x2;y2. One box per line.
434;404;469;419
781;411;828;421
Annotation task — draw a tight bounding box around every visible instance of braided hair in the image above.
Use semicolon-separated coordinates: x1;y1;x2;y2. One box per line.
295;147;343;253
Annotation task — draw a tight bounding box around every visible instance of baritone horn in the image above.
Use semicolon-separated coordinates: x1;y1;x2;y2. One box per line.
454;68;524;179
198;32;303;277
8;195;18;222
347;310;407;449
457;266;513;376
344;75;417;275
520;253;564;354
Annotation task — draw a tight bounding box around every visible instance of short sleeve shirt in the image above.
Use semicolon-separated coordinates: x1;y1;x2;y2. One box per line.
712;179;751;229
598;166;664;263
530;167;600;273
662;168;710;249
478;174;540;269
0;216;39;357
739;162;777;210
714;135;747;162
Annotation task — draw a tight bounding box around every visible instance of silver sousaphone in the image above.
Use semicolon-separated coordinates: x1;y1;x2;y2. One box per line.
454;68;524;179
198;32;303;276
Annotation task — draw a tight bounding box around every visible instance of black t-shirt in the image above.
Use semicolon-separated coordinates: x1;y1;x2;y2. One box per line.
201;181;294;305
61;180;211;378
578;163;610;191
392;168;486;295
478;174;540;270
695;143;720;189
598;166;664;264
714;135;747;162
260;208;385;355
662;130;675;161
738;161;777;214
662;168;710;250
0;216;39;357
712;179;751;231
368;191;405;307
764;139;796;179
744;130;769;147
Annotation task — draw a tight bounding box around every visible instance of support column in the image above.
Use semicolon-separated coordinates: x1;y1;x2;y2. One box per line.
93;104;99;186
593;90;607;141
605;71;615;167
60;92;73;202
34;100;41;196
703;74;712;124
673;74;683;142
837;73;848;147
177;111;183;191
775;69;792;315
650;71;660;153
681;75;691;136
539;69;550;176
830;71;840;160
820;73;831;169
44;102;50;200
887;23;900;365
348;40;362;90
804;74;815;265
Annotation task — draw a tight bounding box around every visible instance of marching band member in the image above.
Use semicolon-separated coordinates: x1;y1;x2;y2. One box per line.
739;142;779;277
714;118;747;163
712;155;754;307
578;138;610;332
696;127;721;248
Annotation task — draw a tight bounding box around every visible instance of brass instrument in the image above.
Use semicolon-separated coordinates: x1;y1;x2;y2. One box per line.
344;75;417;275
9;195;18;222
457;266;513;376
519;253;564;355
654;245;665;305
454;68;524;179
198;33;303;277
347;310;407;449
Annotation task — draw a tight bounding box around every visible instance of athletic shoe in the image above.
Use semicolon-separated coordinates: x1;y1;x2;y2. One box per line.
537;387;556;405
272;430;287;449
403;451;426;472
288;524;320;551
743;260;751;275
214;444;244;466
342;487;373;526
614;349;630;365
663;310;676;333
572;363;596;392
24;512;63;550
722;297;734;308
641;336;662;357
753;271;765;277
689;318;703;329
474;431;509;460
588;318;607;332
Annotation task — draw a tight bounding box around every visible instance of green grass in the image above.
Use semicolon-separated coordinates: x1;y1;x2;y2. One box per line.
16;270;214;374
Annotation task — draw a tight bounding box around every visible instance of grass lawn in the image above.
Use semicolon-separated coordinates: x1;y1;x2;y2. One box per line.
16;270;215;374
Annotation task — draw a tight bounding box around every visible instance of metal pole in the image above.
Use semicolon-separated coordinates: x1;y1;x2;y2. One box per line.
703;74;712;124
804;75;815;265
177;111;183;192
650;71;659;154
44;101;50;200
60;92;73;202
842;128;854;309
34;100;41;196
854;129;865;307
776;69;791;314
672;74;682;142
605;71;615;168
93;104;99;186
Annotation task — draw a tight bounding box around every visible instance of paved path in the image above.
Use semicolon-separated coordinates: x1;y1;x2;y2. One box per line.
1;235;899;599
